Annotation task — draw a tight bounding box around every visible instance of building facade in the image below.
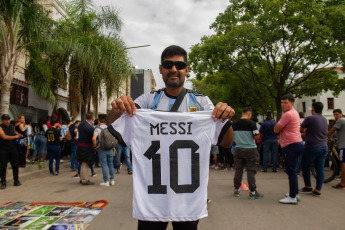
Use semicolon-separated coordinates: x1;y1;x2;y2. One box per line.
131;69;156;100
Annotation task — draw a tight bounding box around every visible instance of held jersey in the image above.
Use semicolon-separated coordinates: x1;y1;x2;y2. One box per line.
108;109;231;221
134;88;214;112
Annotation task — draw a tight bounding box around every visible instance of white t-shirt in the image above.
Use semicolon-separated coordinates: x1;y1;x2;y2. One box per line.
109;109;230;221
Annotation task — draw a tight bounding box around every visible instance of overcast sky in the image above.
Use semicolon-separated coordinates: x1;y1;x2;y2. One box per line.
95;0;230;89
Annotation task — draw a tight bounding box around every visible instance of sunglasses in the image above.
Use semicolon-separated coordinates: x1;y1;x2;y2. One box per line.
161;60;187;70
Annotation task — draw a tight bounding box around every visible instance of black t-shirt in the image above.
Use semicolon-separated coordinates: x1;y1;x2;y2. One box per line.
45;127;61;145
0;124;17;151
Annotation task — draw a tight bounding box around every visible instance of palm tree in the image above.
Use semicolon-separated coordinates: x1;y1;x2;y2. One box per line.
0;0;54;115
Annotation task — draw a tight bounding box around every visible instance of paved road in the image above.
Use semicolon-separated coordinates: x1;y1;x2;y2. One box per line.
1;162;344;230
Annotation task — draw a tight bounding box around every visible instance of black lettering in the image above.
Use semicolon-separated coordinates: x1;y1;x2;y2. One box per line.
187;122;192;134
160;122;168;135
170;122;177;134
150;123;159;135
178;122;186;134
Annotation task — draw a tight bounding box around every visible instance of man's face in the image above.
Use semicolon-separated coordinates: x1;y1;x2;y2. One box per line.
1;119;10;127
159;55;189;88
281;99;294;112
333;112;343;120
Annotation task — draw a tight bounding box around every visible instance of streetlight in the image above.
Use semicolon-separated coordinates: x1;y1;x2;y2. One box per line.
125;45;151;50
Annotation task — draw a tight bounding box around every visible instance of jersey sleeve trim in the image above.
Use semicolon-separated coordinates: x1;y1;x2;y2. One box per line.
217;120;232;145
107;125;127;147
135;103;141;109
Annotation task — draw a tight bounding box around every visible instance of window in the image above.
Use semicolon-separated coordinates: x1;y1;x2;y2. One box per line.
302;102;306;113
327;98;334;110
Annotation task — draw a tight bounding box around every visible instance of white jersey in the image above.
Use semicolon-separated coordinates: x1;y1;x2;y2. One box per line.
109;109;230;221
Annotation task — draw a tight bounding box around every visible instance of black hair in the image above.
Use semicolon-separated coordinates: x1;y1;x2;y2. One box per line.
50;119;57;126
281;94;295;102
25;118;31;124
99;118;106;123
94;119;99;126
242;107;252;114
37;118;47;131
312;102;323;114
298;112;305;118
333;109;342;114
161;45;187;63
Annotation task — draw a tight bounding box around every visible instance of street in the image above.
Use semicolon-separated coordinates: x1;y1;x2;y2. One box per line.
1;161;344;230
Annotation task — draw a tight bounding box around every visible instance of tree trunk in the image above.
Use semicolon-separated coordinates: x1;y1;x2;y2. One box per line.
275;97;282;121
0;60;16;116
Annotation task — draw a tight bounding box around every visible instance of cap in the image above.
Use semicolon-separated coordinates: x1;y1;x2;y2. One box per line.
1;114;10;120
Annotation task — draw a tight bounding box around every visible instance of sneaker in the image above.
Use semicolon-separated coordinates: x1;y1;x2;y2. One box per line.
300;187;313;193
1;182;6;189
81;180;94;185
249;191;264;199
55;171;59;176
100;181;109;186
332;184;345;189
230;167;234;170
92;172;97;177
261;169;267;172
214;166;219;170
311;190;321;197
272;169;278;173
223;168;228;171
116;170;120;174
285;193;300;202
279;196;298;204
240;182;249;191
72;174;80;179
60;159;64;162
50;172;54;176
110;180;115;186
128;170;132;175
207;199;212;209
234;189;240;197
13;180;21;186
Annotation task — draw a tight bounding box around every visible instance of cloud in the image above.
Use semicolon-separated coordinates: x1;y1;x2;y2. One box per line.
96;0;229;89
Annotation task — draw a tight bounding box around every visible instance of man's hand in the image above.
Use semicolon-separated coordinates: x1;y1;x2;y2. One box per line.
111;96;137;117
212;102;235;122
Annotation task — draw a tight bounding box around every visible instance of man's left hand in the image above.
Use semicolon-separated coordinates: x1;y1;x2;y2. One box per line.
212;102;235;122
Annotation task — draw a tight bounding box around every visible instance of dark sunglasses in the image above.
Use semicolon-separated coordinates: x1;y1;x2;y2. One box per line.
161;60;187;70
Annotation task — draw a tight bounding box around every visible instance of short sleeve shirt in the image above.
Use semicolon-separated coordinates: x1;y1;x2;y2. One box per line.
277;108;302;148
46;128;61;145
108;109;230;222
301;113;328;149
334;117;345;149
233;119;259;148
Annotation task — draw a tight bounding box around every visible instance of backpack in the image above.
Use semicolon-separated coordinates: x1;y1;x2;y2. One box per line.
65;131;72;141
99;127;116;149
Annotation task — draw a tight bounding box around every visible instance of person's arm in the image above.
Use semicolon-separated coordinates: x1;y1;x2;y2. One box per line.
274;124;284;134
219;126;234;148
211;102;235;122
107;96;137;124
18;123;27;132
74;128;78;140
92;134;98;148
327;127;338;137
0;127;22;140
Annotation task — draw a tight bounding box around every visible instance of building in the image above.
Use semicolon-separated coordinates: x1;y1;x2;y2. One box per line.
295;67;345;122
131;69;156;100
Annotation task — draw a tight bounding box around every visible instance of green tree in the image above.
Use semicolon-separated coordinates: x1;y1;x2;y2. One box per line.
189;0;345;119
0;0;54;115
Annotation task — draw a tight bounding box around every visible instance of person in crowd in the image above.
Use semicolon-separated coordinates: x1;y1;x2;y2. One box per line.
107;45;234;230
14;114;28;168
46;119;63;175
116;143;132;174
274;95;304;204
232;107;263;199
77;112;96;185
0;114;22;189
70;120;80;175
92;118;115;186
25;118;34;162
327;109;345;189
300;102;328;197
210;145;220;170
93;119;100;168
260;115;279;172
47;114;61;129
33;118;48;162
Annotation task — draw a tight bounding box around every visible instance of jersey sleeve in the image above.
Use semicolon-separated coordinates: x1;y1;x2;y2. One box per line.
108;114;133;147
197;96;215;111
134;92;154;109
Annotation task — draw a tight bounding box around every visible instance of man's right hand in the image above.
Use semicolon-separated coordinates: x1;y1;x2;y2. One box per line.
111;96;137;117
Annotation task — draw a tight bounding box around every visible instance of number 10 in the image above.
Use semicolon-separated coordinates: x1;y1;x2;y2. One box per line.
144;140;200;194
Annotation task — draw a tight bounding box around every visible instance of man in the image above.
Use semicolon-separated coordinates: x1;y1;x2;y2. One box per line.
70;120;80;175
92;118;115;186
77;112;96;185
107;45;234;230
0;114;22;189
327;109;345;189
232;107;263;199
274;95;304;204
300;102;328;196
46;119;63;175
259;115;279;172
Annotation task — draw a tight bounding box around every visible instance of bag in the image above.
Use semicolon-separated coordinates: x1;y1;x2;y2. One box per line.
65;131;72;141
20;137;29;147
113;151;121;169
99;127;116;149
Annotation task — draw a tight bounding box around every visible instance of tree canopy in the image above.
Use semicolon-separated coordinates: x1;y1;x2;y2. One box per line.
189;0;345;119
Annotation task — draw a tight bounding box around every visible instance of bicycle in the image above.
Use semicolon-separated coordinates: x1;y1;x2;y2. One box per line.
311;138;340;183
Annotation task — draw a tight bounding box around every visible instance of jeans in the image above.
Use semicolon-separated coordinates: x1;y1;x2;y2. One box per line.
33;135;47;160
116;144;132;171
98;148;115;182
71;145;79;170
301;146;328;191
262;139;279;170
47;145;61;173
282;142;304;198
